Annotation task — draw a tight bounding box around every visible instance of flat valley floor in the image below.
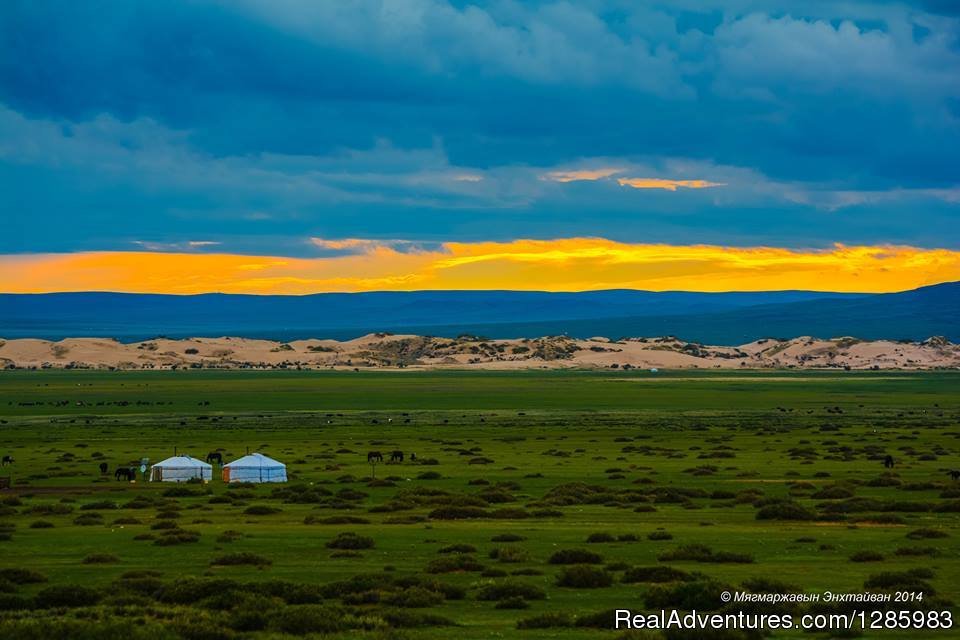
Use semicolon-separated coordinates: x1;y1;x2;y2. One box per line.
0;370;958;639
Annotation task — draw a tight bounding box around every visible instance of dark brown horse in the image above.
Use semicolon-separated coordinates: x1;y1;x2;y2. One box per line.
115;467;135;481
206;452;223;465
390;450;404;463
367;451;383;463
883;455;895;469
98;462;108;474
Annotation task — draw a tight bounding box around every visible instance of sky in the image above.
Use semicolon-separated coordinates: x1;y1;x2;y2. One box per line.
2;0;959;293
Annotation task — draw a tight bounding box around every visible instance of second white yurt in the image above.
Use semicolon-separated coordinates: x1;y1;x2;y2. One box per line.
222;453;287;483
149;455;212;482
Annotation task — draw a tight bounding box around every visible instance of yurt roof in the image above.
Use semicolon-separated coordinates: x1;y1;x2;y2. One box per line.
152;455;211;468
224;452;285;468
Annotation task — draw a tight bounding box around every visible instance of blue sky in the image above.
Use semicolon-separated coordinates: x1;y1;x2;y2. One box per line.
2;0;959;259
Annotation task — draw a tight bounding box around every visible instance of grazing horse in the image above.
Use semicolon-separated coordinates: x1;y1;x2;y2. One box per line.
115;467;135;481
883;455;895;469
206;452;223;465
98;462;108;475
390;450;404;463
948;470;960;481
367;451;383;463
1;455;13;466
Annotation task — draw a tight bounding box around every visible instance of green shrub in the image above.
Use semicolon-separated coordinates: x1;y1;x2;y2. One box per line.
548;548;603;564
424;555;485;573
849;551;884;562
326;532;374;550
491;533;526;542
428;506;488;519
756;501;816;520
556;565;613;588
0;569;47;584
439;543;477;554
586;532;616;543
489;546;530;563
381;586;444;608
622;566;694;584
267;604;351;635
657;544;753;564
495;596;530;609
476;580;546;601
211;552;272;567
644;579;733;611
73;513;104;526
244;505;282;516
82;553;119;564
516;613;574;629
34;585;101;608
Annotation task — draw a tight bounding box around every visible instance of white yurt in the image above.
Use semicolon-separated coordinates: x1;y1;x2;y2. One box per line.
222;453;287;483
149;455;212;482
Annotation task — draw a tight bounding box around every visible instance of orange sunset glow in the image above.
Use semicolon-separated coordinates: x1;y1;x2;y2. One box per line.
3;239;959;295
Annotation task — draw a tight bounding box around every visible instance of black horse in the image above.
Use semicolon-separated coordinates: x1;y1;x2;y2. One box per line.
115;467;135;481
206;452;223;465
410;452;417;462
390;450;404;463
98;462;109;475
948;470;960;481
367;451;383;463
883;455;895;469
1;455;13;466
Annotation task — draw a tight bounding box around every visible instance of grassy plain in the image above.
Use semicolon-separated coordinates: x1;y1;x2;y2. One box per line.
0;369;958;639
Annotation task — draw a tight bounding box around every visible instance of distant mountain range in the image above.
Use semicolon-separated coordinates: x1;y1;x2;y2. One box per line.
2;282;957;344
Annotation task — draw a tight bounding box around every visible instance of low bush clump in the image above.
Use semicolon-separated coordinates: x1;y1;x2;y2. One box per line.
658;544;753;564
476;580;546;601
495;596;530;609
906;528;948;540
849;550;884;562
586;532;616;543
491;533;526;542
244;505;282;516
622;566;694;584
556;565;613;588
424;555;485;574
489;546;530;563
516;612;574;629
34;585;101;608
438;543;477;554
547;548;603;565
211;552;272;567
83;553;119;564
326;532;374;550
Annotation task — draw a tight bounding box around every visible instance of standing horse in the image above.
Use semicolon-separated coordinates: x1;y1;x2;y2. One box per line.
883;455;895;469
1;455;12;466
948;470;960;481
115;467;135;481
98;462;108;475
206;452;223;465
367;451;384;463
390;450;404;463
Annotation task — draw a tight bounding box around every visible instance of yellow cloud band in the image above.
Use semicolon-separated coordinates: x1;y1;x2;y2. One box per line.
2;239;958;294
617;178;726;190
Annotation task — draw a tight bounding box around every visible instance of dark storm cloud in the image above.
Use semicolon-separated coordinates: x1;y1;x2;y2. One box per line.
1;0;958;253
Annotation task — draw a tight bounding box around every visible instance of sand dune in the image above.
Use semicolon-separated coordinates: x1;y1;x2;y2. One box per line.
1;334;957;370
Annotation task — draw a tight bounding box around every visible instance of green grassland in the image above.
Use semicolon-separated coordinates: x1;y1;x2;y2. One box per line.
0;369;958;639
